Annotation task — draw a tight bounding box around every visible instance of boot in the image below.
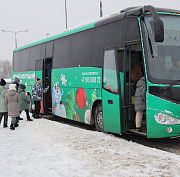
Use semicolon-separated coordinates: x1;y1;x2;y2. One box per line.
10;124;15;130
27;116;33;121
34;114;41;119
14;123;19;127
18;117;23;120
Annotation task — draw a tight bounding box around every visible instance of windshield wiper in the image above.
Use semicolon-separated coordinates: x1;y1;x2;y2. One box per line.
163;79;180;91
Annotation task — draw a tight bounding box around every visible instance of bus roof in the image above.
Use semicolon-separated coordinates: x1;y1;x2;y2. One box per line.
14;6;180;52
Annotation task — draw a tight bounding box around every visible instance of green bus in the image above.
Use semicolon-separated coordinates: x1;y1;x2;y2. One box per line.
12;5;180;138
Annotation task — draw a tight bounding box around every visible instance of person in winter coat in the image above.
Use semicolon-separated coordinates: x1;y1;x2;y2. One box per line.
5;84;20;130
12;77;23;122
12;77;21;92
0;79;8;128
134;76;146;132
32;78;48;118
18;84;33;121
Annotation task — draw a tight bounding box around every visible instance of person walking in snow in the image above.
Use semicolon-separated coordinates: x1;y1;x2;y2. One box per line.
5;84;20;130
32;78;49;118
134;76;146;132
12;77;23;122
0;79;8;128
18;84;33;121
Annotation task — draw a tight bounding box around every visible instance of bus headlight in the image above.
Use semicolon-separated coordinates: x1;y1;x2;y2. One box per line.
154;113;180;124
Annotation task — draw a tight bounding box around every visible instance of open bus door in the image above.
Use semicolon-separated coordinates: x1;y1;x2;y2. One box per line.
102;48;122;134
35;59;44;114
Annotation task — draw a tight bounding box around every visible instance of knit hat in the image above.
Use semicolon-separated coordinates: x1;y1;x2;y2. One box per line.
15;77;20;83
1;79;6;86
9;84;16;90
20;84;26;89
37;78;42;84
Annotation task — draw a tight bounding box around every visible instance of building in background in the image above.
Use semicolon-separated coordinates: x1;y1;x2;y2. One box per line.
0;60;11;79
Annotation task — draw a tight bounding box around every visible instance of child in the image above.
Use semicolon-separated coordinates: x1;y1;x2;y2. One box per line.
0;79;8;128
18;84;33;121
134;76;146;132
5;84;20;130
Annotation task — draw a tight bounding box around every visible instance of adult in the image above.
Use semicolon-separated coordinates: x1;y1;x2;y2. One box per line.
32;78;49;118
12;77;23;122
5;84;20;130
134;76;146;132
0;79;8;128
12;77;21;92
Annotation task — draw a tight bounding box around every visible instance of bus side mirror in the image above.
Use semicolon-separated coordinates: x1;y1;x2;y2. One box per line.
149;19;164;42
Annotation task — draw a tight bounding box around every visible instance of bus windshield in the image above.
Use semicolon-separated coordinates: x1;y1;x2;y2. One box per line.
144;15;180;84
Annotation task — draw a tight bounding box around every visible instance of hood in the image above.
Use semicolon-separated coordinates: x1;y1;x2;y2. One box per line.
8;89;17;96
136;79;145;88
0;86;5;95
18;88;24;94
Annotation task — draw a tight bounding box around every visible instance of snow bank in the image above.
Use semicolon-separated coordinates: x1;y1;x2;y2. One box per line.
0;112;180;177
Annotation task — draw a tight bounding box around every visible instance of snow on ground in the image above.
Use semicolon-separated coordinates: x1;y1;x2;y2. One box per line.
0;112;180;177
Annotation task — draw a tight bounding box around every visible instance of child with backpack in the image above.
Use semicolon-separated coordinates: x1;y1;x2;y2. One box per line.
18;84;33;121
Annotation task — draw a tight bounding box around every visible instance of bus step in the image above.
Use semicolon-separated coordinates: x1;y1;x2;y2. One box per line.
43;114;54;118
127;129;147;135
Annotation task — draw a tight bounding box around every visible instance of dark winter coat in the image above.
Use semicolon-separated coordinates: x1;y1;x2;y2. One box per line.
134;77;146;111
5;86;20;117
32;81;48;101
0;86;8;112
18;88;28;111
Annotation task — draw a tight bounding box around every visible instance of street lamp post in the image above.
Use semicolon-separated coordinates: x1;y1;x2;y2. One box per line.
65;0;68;29
1;30;29;48
100;0;103;17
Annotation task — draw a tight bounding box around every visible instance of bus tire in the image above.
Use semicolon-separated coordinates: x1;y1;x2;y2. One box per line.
94;103;103;132
27;94;32;113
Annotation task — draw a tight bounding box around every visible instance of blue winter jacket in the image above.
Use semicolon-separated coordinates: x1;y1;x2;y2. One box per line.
32;82;48;101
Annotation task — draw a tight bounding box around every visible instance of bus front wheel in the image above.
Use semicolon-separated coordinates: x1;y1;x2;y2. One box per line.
94;103;103;132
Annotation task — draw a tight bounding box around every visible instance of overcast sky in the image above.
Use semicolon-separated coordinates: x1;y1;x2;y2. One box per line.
0;0;180;62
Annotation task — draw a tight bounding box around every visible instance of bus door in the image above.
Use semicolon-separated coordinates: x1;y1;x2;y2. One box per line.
102;48;122;134
35;59;44;114
44;58;52;114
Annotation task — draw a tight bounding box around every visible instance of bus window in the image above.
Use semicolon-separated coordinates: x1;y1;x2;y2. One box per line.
103;50;118;93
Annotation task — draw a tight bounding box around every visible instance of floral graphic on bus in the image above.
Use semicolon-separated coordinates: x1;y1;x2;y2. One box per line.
60;74;67;86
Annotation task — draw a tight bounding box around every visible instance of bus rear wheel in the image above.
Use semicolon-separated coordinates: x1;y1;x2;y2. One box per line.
94;103;103;132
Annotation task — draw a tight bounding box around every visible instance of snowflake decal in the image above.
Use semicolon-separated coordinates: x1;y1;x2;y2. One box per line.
60;74;67;86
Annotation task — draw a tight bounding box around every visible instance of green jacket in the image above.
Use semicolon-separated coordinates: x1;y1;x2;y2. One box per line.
18;88;28;111
0;86;8;112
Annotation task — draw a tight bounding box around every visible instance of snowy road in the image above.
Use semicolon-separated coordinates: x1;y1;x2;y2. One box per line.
1;112;180;177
